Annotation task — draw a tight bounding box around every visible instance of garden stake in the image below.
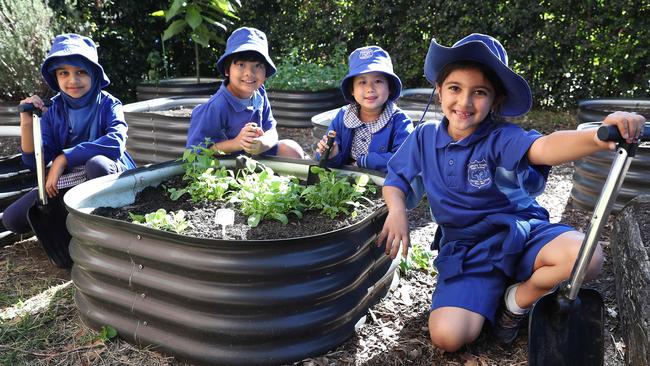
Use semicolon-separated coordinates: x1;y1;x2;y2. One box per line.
306;130;336;185
19;100;73;269
214;208;234;239
528;123;650;366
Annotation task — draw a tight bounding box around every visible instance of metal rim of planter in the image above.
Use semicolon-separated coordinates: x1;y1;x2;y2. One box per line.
267;88;346;128
0;102;20;127
0;153;36;245
64;157;398;366
136;77;223;101
577;98;650;123
124;97;209;165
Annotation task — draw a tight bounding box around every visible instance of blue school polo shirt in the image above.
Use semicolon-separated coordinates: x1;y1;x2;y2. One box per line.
185;84;277;152
385;117;550;227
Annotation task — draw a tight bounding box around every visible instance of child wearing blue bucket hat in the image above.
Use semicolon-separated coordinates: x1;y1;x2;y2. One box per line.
3;34;136;240
377;33;645;350
186;27;304;158
315;45;413;173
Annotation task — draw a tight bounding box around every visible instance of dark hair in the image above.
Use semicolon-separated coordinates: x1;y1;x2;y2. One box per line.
435;60;507;113
223;51;267;75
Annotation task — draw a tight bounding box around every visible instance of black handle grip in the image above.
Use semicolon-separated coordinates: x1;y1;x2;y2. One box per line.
17;99;53;114
597;124;650;142
319;130;337;166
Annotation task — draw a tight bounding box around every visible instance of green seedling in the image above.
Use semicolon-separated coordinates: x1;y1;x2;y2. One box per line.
129;209;191;234
399;245;436;276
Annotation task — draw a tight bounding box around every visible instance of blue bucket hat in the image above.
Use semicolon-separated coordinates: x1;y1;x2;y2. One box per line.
340;46;402;104
216;27;276;78
41;34;110;92
424;33;532;117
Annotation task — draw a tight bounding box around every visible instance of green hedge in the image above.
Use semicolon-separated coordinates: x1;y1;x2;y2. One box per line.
239;0;649;109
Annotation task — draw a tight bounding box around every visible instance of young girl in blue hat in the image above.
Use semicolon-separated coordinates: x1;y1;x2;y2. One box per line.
186;27;304;158
3;34;136;237
315;46;413;173
377;33;645;351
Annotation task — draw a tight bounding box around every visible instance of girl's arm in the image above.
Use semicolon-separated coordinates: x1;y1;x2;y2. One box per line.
528;111;645;166
377;186;410;259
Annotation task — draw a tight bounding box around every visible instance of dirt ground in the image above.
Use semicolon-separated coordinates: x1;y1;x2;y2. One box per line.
0;124;630;365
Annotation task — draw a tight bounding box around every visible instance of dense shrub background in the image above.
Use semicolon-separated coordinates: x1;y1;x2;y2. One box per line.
240;0;649;109
1;0;647;107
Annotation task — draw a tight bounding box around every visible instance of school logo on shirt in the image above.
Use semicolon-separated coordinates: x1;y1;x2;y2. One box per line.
467;159;491;189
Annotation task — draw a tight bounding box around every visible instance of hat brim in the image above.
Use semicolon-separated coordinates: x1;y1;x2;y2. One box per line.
216;46;277;78
424;39;532;117
340;70;402;104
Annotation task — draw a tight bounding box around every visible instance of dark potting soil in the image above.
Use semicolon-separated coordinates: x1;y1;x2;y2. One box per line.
93;175;384;240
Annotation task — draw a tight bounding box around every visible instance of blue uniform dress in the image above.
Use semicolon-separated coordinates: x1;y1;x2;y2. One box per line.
316;103;413;173
185;83;279;155
384;117;573;323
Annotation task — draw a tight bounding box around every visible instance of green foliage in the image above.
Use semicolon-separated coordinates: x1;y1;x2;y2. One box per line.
168;143;235;202
240;0;649;109
301;166;376;219
153;0;240;81
0;0;53;101
95;325;118;342
129;209;191;234
229;156;304;227
264;45;348;91
399;245;436;276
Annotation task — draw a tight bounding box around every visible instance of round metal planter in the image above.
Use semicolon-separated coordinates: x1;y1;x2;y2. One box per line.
0;102;19;127
0;154;36;245
570;122;650;212
124;97;209;165
64;158;397;366
577;99;650;123
136;77;222;101
267;89;346;128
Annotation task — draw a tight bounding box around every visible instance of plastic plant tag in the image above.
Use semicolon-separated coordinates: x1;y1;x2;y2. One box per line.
214;208;235;238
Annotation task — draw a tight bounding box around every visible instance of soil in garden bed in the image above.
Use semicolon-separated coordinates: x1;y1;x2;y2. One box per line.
93;175;384;240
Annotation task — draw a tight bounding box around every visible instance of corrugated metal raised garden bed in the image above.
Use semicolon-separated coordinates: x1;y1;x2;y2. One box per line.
64;154;397;366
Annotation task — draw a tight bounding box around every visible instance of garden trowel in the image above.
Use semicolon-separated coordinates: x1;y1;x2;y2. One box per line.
528;123;650;366
19;101;73;268
306;130;336;185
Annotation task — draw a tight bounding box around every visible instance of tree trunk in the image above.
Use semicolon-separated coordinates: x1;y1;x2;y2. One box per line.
611;195;650;366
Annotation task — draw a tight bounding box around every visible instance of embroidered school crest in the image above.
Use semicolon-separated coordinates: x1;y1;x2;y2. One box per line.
467;159;491;189
359;48;373;59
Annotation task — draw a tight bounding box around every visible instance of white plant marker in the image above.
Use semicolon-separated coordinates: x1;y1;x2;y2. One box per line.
214;208;235;238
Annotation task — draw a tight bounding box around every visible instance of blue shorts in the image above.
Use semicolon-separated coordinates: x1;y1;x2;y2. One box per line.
430;221;574;324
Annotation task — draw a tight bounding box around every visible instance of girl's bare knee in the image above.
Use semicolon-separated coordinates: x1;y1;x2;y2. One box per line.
585;243;604;281
277;140;304;159
428;311;481;352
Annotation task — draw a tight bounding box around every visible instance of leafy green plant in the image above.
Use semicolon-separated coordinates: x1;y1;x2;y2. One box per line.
168;142;236;202
301;166;376;219
264;45;348;91
229;156;304;227
95;325;118;342
129;209;191;234
399;245;436;276
152;0;240;82
0;0;53;101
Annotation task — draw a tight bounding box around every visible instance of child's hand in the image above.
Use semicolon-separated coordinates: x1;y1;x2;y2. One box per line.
245;138;265;155
45;154;67;198
598;111;646;149
236;122;262;151
377;209;410;259
316;134;339;158
19;95;49;115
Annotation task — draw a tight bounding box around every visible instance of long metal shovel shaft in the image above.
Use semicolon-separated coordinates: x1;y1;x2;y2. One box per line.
566;146;631;300
32;114;48;205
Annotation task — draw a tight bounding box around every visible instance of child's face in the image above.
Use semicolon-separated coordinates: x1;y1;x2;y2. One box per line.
226;60;267;99
55;65;91;99
351;72;390;121
436;68;496;141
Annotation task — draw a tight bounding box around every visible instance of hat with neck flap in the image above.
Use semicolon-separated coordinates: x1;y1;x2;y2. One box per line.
424;33;532;117
216;27;277;78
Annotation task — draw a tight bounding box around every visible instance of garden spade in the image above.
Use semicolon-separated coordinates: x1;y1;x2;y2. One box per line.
306;130;336;185
19;101;73;269
528;123;650;366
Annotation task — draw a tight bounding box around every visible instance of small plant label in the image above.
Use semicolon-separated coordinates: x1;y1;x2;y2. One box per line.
215;208;235;238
